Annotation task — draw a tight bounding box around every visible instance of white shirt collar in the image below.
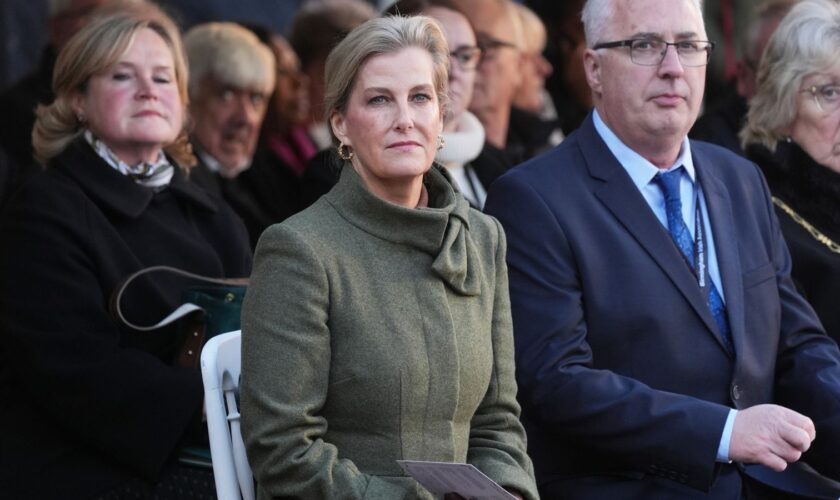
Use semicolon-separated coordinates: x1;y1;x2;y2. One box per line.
592;109;695;189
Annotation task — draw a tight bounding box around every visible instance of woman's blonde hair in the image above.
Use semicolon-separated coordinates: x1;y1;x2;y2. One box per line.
32;2;195;167
323;15;449;147
515;2;546;55
741;0;840;151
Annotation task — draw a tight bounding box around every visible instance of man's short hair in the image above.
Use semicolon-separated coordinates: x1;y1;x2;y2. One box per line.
581;0;704;46
183;22;275;98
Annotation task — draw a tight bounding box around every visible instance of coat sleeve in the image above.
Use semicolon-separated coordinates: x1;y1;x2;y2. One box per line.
484;172;732;492
465;218;539;500
241;223;422;498
0;183;203;480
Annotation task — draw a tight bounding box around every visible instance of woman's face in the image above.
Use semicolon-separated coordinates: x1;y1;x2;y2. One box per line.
270;35;309;128
74;28;182;164
790;71;840;173
426;6;477;129
331;46;443;203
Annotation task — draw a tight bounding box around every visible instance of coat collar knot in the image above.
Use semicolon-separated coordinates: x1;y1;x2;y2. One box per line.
326;163;482;296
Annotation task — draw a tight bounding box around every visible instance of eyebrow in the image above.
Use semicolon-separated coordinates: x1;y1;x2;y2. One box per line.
112;61;173;72
631;31;701;40
362;84;434;94
362;87;392;95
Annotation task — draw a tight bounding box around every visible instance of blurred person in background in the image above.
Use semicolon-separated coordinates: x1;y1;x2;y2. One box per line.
241;15;538;499
509;2;563;160
0;5;251;498
527;0;592;136
288;0;377;150
692;0;796;155
451;0;525;164
293;0;379;207
742;0;840;352
186;22;300;248
246;26;318;181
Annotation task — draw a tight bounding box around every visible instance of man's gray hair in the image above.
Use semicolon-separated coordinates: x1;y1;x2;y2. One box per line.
183;22;276;98
581;0;704;46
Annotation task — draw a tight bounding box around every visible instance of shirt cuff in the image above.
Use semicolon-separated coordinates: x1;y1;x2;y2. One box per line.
716;408;738;463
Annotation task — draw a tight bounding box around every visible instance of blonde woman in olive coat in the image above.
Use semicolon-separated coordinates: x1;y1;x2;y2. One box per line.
240;15;538;500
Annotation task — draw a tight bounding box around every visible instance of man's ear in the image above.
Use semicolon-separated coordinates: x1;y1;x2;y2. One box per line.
330;110;349;146
583;48;603;95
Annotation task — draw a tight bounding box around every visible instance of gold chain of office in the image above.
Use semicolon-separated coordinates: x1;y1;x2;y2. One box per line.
772;197;840;254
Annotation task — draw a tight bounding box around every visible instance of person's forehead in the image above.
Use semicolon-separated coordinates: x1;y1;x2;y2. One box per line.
469;3;515;39
428;7;475;44
203;77;266;95
607;0;705;38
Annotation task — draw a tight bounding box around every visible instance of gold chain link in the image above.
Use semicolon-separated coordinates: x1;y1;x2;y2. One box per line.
772;196;840;254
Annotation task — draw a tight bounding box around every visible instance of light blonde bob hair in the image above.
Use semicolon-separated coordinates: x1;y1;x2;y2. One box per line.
741;0;840;151
32;3;195;167
323;15;449;147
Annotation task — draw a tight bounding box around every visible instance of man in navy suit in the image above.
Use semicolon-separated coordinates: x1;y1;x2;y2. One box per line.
484;0;840;498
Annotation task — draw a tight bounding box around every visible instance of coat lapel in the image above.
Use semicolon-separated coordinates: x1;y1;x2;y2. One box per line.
576;116;724;344
694;146;745;357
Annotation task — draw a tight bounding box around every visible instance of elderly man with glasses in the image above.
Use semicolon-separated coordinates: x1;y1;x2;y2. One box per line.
484;0;840;498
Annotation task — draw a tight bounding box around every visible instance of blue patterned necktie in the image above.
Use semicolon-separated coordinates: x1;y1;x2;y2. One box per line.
654;169;733;352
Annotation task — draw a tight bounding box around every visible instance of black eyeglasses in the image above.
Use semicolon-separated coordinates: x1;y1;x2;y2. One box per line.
449;46;482;70
593;38;715;67
477;37;518;61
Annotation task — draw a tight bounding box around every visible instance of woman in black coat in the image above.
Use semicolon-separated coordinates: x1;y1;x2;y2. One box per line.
0;5;251;499
742;0;840;347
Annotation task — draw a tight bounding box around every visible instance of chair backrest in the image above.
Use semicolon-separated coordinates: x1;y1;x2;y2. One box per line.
200;330;255;500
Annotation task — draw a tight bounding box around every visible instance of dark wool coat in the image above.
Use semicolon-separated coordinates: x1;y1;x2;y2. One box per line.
0;140;252;499
748;141;840;348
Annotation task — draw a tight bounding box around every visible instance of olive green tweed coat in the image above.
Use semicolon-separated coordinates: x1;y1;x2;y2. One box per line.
241;164;538;499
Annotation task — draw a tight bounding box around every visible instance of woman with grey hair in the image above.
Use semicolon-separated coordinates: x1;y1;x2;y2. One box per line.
240;14;538;499
741;0;840;347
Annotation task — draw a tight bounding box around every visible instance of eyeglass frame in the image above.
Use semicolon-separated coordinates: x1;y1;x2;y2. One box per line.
476;37;518;62
799;83;840;113
449;46;483;70
592;38;715;67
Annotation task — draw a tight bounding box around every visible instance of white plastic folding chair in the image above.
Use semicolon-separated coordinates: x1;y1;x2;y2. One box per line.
200;330;255;500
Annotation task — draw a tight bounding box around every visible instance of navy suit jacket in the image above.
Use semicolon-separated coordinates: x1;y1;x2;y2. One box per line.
485;114;840;499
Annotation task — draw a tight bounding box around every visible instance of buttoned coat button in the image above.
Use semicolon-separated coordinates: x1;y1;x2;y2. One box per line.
731;384;741;401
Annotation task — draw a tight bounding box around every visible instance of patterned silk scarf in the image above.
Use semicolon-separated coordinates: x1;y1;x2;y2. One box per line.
84;130;174;189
